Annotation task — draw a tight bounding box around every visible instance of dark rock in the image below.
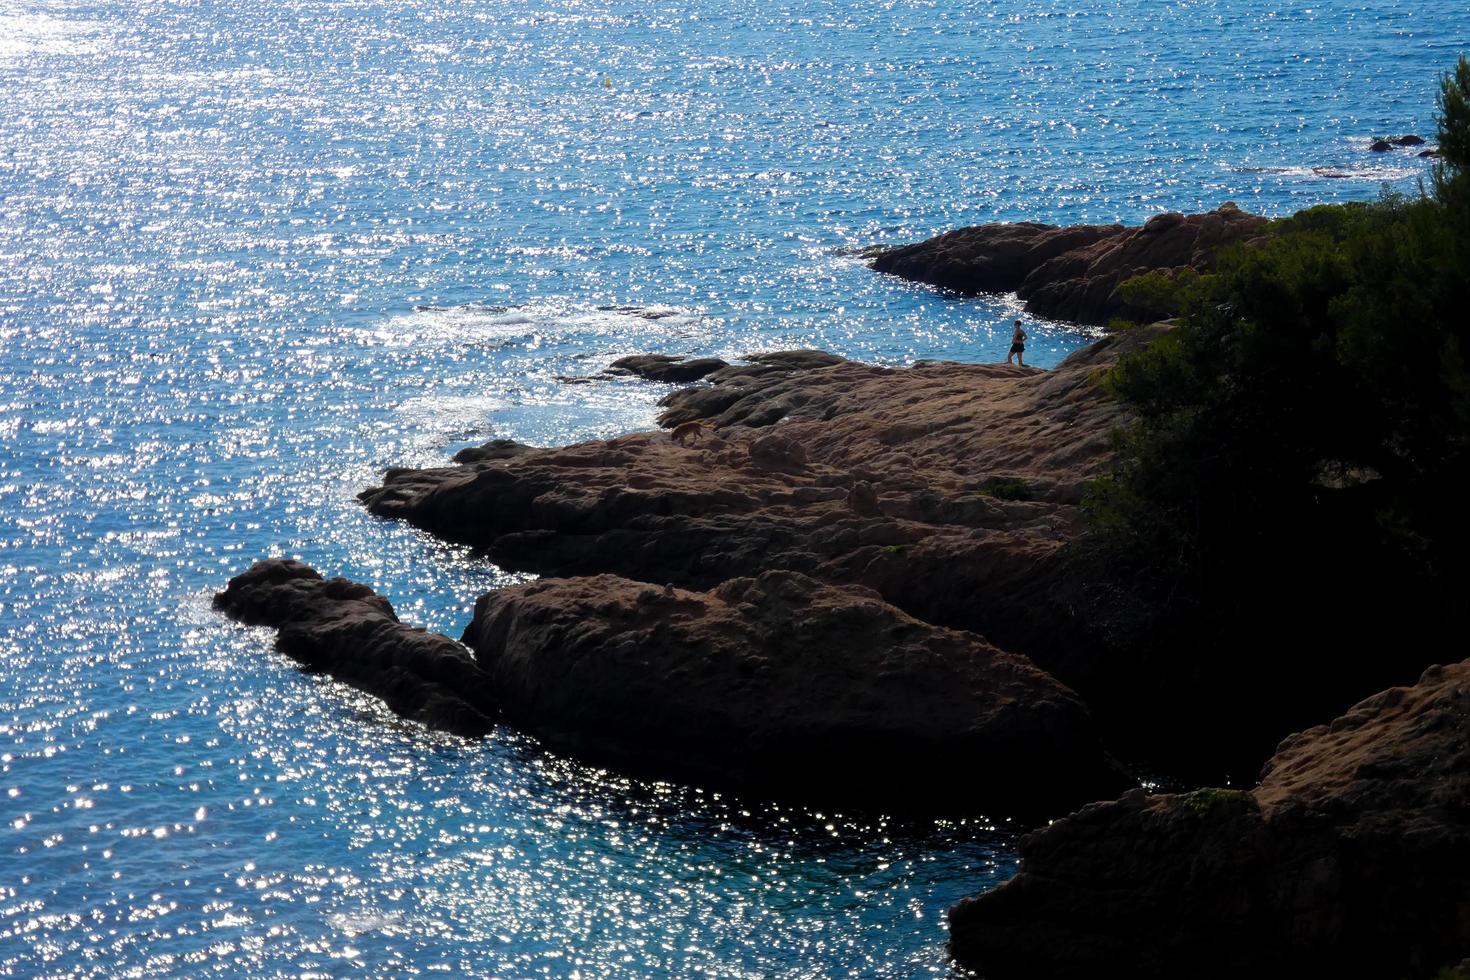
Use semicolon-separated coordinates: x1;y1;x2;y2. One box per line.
948;659;1470;978
1392;134;1426;146
1370;138;1394;152
746;349;848;371
213;559;497;737
747;432;808;468
1420;148;1443;158
357;333;1151;586
462;570;1127;811
357;333;1174;746
846;480;880;516
656;350;850;426
452;438;536;465
596;304;685;320
356;332;1145;708
607;354;730;383
868;204;1268;325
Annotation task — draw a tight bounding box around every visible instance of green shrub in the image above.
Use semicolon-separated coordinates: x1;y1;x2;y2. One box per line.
1116;267;1198;322
1180;788;1258;817
1081;58;1470;707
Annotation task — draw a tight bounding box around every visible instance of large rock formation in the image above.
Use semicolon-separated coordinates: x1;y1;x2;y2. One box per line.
948;659;1470;978
356;328;1452;777
358;332;1147;590
461;569;1126;811
868;204;1269;325
357;333;1151;680
213;560;1124;812
214;559;498;737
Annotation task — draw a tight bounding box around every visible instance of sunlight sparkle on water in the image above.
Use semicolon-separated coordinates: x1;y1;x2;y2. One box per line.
0;0;1460;974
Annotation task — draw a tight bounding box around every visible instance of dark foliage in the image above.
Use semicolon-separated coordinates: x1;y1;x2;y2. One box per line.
975;475;1032;500
1074;58;1470;769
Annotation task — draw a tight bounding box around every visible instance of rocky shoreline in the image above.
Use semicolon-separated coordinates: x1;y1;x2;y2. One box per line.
215;206;1467;977
868;202;1268;325
949;658;1470;978
212;558;498;736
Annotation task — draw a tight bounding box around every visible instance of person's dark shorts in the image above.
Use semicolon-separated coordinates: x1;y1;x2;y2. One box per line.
1009;343;1025;354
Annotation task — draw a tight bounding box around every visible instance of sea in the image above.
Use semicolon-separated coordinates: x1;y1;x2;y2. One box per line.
1;0;1463;975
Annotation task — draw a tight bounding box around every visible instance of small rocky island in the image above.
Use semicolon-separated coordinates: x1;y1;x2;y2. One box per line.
217;204;1470;978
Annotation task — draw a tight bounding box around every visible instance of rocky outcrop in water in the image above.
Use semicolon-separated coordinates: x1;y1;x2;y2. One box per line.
357;326;1454;776
868;203;1268;325
947;658;1470;978
606;353;730;383
214;559;497;736
461;569;1126;810
214;559;1123;810
358;333;1142;624
360;329;1304;770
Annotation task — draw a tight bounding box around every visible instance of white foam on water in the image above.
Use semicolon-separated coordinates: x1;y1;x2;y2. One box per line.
328;910;406;936
366;301;712;351
1226;160;1425;182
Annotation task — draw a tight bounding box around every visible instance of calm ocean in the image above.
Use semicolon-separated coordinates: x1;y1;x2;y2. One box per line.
1;0;1463;975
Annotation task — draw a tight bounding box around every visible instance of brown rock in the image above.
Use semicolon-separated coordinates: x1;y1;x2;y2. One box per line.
607;354;730;383
846;480;879;516
213;559;497;737
947;659;1470;978
452;438;536;465
357;332;1150;600
461;569;1127;811
357;325;1447;775
747;432;808;468
868;205;1269;325
355;332;1161;751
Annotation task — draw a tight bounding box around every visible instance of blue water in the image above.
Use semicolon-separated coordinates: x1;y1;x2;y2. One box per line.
0;0;1462;974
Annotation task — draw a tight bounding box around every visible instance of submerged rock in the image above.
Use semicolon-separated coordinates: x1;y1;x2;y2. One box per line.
867;203;1268;325
213;559;497;737
1370;138;1395;152
595;304;685;320
948;659;1470;978
462;569;1127;811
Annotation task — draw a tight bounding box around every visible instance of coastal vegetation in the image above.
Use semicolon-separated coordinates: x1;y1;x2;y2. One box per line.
1082;57;1470;748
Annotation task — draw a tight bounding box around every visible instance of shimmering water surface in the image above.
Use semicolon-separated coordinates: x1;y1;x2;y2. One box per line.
1;0;1464;975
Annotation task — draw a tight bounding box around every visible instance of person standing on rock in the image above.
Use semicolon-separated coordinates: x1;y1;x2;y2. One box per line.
1006;319;1027;366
